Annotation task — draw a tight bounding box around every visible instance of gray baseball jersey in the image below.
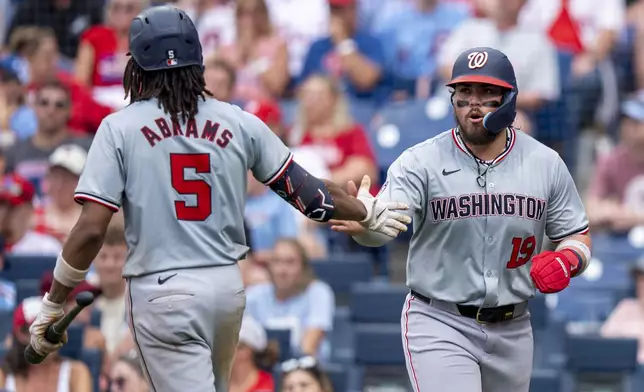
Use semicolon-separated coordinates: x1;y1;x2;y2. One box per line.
74;98;292;277
379;127;589;307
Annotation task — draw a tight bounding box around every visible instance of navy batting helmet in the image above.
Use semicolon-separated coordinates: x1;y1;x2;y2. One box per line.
446;47;518;134
128;5;203;71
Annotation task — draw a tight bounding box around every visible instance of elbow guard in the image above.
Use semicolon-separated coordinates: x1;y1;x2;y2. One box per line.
267;159;335;222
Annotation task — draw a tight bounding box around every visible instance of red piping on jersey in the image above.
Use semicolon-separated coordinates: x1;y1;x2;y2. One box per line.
550;226;590;243
451;127;516;165
264;153;294;186
74;194;119;212
404;295;421;392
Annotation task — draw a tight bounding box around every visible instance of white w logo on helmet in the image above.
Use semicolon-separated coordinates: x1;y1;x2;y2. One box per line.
467;51;488;69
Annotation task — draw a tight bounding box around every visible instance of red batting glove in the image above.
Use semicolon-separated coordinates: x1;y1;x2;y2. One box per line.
529;249;578;294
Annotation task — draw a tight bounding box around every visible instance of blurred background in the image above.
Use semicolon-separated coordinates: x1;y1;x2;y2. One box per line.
0;0;643;391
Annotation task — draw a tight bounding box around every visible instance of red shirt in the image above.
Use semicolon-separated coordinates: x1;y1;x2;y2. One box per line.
80;25;128;87
588;145;644;205
300;124;378;193
28;72;113;135
247;370;274;392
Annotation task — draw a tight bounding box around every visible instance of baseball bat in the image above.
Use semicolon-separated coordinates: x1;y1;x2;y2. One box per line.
24;291;95;364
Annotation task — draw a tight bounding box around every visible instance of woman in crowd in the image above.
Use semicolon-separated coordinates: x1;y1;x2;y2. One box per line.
0;297;93;392
229;315;278;392
108;350;149;392
245;239;335;362
74;0;148;108
215;0;289;102
290;75;377;193
0;67;36;143
279;356;333;392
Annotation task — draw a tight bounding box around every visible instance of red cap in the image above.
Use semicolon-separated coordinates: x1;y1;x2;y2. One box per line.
13;296;42;332
329;0;355;5
245;99;282;125
40;271;102;300
0;174;34;206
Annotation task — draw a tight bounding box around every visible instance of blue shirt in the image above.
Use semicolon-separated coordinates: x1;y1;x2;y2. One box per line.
299;32;391;103
0;278;16;312
10;105;38;140
245;280;335;362
245;190;298;252
375;4;469;78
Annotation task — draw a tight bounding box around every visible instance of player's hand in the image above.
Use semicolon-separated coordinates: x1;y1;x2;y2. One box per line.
355;175;412;238
529;250;576;294
29;293;67;358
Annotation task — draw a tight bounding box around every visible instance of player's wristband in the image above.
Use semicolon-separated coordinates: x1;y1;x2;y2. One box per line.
556;239;591;276
53;252;89;288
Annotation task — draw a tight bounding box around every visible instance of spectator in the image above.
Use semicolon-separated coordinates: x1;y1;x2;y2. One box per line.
5;81;92;195
0;296;93;392
245;239;335;361
32;144;86;243
229;315;278;392
93;224;129;355
375;0;469;96
586;95;644;233
0;67;37;145
74;0;148;109
108;350;150;392
1;26;41;83
6;0;104;59
265;0;329;77
299;0;390;102
239;219;271;288
177;0;236;58
0;173;61;256
438;0;560;112
244;99;329;259
216;0;289;102
601;257;644;364
279;356;333;392
244;170;299;263
0;250;17;312
290;75;377;192
20;27;112;135
204;56;237;103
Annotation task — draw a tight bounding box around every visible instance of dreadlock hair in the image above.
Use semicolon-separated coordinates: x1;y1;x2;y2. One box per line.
123;57;212;124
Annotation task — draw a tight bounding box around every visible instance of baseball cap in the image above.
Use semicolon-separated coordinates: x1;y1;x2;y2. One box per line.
245;99;282;126
621;93;644;122
49;144;88;176
39;271;102;300
238;315;267;352
0;173;35;206
13;296;43;333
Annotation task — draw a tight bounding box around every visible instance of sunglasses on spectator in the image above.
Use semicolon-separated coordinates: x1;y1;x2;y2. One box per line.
280;356;319;374
37;98;68;109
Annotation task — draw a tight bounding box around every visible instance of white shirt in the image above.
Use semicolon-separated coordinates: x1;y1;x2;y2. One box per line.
185;4;236;59
265;0;329;76
439;18;560;100
519;0;625;51
8;230;62;256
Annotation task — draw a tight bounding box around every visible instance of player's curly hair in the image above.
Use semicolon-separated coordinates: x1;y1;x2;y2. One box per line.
123;57;212;124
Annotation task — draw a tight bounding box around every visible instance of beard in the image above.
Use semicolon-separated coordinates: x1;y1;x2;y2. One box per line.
454;112;497;146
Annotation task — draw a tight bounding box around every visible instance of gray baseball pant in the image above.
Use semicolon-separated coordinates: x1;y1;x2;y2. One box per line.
126;264;246;392
401;293;533;392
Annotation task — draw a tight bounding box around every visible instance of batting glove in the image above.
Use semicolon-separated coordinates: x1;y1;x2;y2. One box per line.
530;250;577;294
29;293;67;357
356;175;412;238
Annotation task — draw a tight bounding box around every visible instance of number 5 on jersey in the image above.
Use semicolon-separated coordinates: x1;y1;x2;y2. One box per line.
506;236;536;269
170;153;212;221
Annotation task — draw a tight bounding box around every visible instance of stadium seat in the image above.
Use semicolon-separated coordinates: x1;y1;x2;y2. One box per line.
549;287;617;322
591;234;643;264
529;368;562;392
0;255;56;282
349;282;407;324
529;294;548;330
368;98;455;171
354;324;405;366
58;324;85;360
331;306;355;363
0;310;12;342
81;349;102;392
90;309;102;328
310;257;373;302
266;328;292;362
15;279;41;303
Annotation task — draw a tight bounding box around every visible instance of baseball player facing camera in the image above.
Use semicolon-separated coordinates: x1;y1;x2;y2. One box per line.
330;47;592;392
25;5;411;392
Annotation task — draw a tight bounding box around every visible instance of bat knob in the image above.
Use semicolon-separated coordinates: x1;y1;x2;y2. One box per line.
75;291;95;307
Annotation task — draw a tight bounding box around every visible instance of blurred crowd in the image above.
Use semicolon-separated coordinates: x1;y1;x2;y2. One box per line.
0;0;643;391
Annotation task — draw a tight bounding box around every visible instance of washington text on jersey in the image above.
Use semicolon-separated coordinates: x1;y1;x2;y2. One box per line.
429;193;547;222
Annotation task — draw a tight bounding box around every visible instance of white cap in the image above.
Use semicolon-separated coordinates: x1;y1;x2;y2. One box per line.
49;144;87;176
238;315;267;352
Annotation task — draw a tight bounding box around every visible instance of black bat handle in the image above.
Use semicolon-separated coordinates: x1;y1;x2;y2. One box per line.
24;292;95;364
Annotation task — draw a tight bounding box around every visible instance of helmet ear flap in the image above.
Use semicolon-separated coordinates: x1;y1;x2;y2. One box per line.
482;90;517;134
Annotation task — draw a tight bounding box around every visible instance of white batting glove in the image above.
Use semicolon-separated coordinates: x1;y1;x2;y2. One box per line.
356;175;412;238
29;293;66;357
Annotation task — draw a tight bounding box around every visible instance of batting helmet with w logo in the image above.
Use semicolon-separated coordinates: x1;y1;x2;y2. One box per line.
446;47;518;134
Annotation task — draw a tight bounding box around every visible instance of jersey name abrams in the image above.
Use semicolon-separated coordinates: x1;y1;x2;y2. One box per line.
140;117;233;148
429;193;547;222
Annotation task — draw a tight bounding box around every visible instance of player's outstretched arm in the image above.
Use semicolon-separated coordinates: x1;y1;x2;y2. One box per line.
267;159;411;238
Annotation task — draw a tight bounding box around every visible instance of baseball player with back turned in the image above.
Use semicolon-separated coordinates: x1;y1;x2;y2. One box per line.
25;5;412;392
330;47;592;392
